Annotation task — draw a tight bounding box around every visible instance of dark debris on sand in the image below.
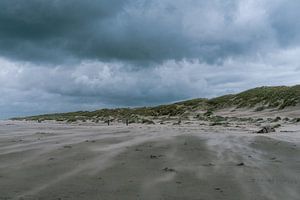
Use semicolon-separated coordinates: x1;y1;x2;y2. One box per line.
257;126;276;134
163;167;176;172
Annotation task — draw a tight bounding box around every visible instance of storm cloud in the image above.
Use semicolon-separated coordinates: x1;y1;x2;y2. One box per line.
0;0;300;118
1;0;300;64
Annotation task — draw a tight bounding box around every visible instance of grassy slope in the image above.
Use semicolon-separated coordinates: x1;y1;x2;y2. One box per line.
13;85;300;121
209;85;300;110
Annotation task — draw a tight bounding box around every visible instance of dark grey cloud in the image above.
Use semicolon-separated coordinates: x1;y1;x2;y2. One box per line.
0;0;129;63
1;0;299;65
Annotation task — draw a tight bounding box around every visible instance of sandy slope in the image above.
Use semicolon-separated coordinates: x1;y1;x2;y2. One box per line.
0;120;299;200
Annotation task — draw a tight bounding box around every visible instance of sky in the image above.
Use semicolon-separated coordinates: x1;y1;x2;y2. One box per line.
1;0;300;119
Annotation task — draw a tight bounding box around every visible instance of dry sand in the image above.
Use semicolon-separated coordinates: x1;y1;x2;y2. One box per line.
0;120;299;200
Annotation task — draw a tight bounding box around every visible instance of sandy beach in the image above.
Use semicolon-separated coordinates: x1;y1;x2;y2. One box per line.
0;120;299;200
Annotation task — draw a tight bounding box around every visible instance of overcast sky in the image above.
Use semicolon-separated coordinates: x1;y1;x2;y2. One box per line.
1;0;300;119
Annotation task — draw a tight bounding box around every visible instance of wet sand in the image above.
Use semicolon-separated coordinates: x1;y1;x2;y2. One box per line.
0;121;299;200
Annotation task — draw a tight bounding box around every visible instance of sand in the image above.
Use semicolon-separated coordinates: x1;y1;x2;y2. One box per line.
0;120;299;200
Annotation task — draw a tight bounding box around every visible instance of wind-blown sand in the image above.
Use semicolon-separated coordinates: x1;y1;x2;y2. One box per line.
0;120;299;200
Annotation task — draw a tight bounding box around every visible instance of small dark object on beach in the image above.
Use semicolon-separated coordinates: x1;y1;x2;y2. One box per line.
135;148;142;152
150;155;158;159
203;163;215;167
236;162;245;166
163;167;176;172
214;187;224;193
257;126;275;134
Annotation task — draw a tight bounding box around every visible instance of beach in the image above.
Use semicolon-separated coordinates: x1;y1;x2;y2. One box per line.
0;120;299;200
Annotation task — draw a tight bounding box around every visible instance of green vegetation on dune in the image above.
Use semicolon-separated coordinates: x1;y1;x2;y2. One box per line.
209;85;300;110
12;85;300;122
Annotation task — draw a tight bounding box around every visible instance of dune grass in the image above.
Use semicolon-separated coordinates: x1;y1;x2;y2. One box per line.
12;85;300;122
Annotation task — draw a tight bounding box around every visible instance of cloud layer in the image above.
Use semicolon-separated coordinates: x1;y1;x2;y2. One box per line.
0;0;300;118
1;0;300;64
